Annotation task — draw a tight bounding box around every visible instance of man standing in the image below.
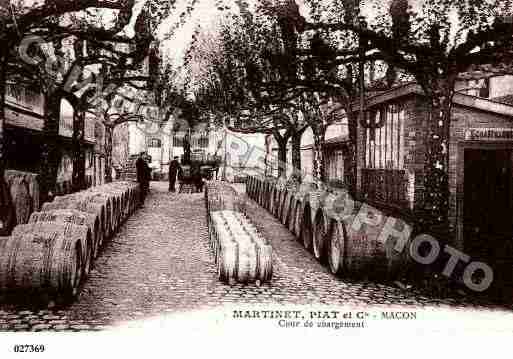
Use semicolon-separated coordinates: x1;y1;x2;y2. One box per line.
144;155;152;194
191;161;203;193
168;156;180;192
136;152;148;203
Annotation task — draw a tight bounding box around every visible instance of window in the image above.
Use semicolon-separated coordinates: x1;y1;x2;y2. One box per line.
190;132;209;148
148;138;161;148
364;103;405;169
173;135;183;147
479;77;490;98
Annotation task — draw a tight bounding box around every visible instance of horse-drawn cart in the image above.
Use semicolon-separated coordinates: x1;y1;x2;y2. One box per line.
178;151;221;193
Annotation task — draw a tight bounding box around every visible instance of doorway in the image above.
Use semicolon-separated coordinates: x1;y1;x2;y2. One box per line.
463;148;513;291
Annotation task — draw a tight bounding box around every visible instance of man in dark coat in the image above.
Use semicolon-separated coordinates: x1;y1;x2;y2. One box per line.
136;152;148;202
191;161;203;193
168;156;180;192
144;157;152;193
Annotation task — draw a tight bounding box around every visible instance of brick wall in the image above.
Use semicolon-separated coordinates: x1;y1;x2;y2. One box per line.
449;105;513;248
352;92;513;248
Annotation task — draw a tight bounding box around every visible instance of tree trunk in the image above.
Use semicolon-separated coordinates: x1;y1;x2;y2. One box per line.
312;126;326;182
72;109;86;191
419;80;454;233
41;92;62;203
346;111;358;194
290;131;302;180
0;49;15;234
105;125;114;183
276;138;287;178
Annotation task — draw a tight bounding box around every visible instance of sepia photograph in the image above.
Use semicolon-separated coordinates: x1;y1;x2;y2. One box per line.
0;0;513;357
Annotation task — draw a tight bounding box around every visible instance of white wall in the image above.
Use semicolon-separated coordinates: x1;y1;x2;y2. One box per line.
454;75;513;99
301;122;347;147
128;122;147;156
490;75;513;98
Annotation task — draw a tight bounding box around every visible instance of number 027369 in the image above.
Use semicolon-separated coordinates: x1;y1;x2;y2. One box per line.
13;345;45;353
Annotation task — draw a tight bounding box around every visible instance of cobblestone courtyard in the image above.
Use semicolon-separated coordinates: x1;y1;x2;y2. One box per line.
0;181;510;331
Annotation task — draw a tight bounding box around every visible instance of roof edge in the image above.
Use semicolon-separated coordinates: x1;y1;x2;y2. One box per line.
351;82;513;117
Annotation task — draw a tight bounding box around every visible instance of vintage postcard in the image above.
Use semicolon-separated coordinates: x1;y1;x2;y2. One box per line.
0;0;512;357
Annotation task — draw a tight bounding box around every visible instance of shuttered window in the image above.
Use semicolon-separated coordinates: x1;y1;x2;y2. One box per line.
364;103;405;169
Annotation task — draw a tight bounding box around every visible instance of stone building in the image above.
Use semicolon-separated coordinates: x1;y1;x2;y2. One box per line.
4;84;103;195
265;122;349;183
355;75;513;266
127;117;226;180
263;75;513;269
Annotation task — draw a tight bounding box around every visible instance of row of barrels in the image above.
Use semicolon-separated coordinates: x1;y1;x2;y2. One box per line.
205;181;273;284
0;181;142;303
247;176;412;281
3;170;94;231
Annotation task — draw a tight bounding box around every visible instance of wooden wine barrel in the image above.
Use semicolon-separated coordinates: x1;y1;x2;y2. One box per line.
9;176;32;226
266;181;276;212
0;222;84;300
75;193;112;237
237;241;258;283
263;181;270;211
269;185;276;216
262;179;271;209
288;196;298;234
341;201;411;279
278;188;286;224
312;207;329;261
258;180;265;207
293;196;305;238
275;186;283;218
98;186;126;221
246;176;252;198
252;177;259;203
327;218;346;275
291;181;318;236
206;182;240;212
218;242;238;284
321;190;355;223
256;244;273;283
115;182;140;214
100;186;129;227
280;190;291;226
258;180;266;208
81;193;114;237
13;221;93;281
42;196;107;244
253;178;260;204
272;188;280;219
104;184;132;220
277;188;286;221
300;202;314;251
249;176;255;199
4;170;41;214
29;208;101;264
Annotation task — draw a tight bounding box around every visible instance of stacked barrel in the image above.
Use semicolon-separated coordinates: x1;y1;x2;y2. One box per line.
205;181;273;285
247;175;412;282
0;181;141;303
4;170;41;228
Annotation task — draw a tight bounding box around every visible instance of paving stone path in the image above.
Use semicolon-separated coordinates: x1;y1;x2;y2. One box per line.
0;182;509;331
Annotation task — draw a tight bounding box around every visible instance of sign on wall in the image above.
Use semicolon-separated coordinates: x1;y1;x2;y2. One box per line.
465;128;513;140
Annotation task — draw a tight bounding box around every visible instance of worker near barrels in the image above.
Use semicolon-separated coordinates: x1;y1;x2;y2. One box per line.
191;161;204;193
136;152;150;203
168;156;181;192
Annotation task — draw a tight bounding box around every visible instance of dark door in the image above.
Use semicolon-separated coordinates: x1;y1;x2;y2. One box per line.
464;148;513;291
